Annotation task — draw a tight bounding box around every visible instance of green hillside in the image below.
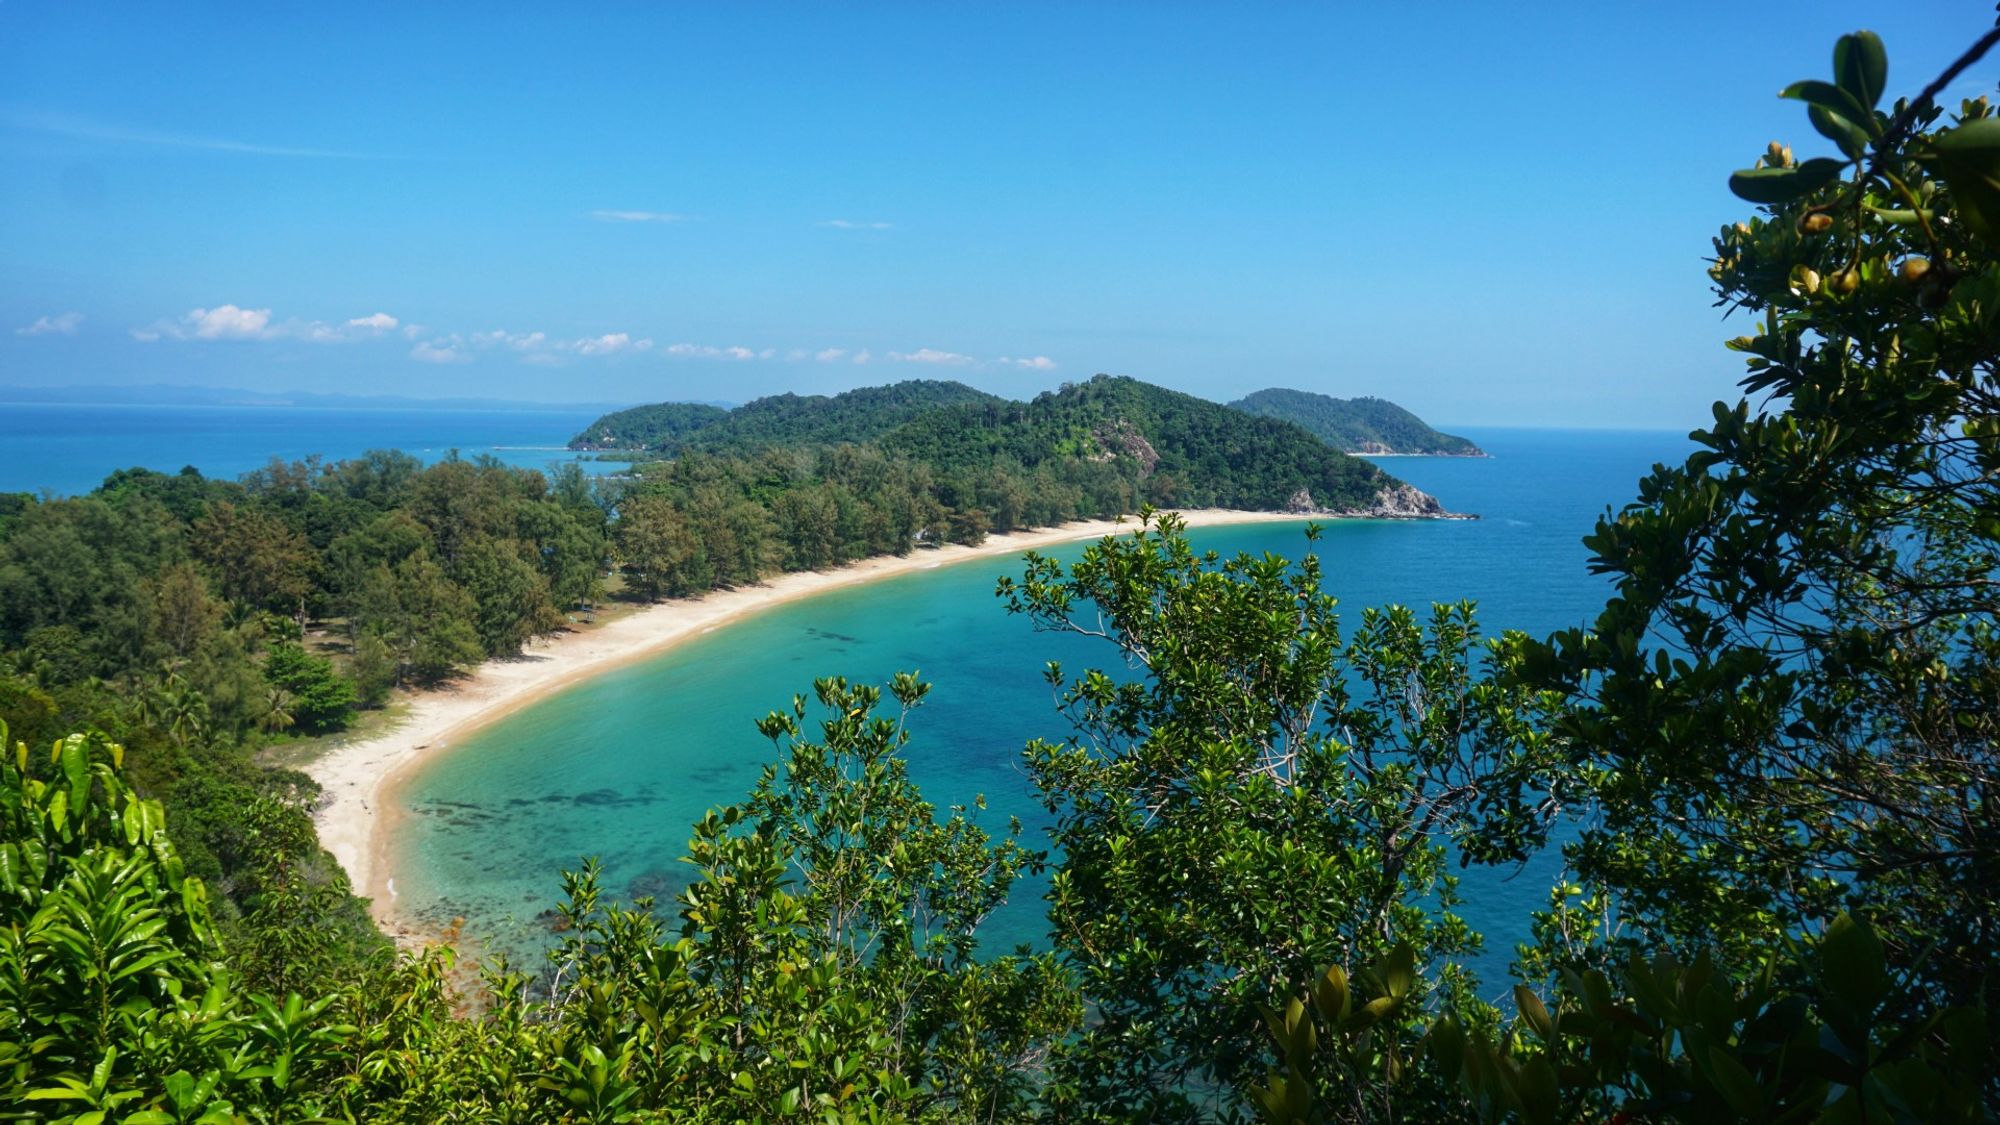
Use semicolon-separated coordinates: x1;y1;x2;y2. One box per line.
571;379;1003;454
573;374;1446;516
1228;388;1484;455
884;374;1427;513
570;400;730;450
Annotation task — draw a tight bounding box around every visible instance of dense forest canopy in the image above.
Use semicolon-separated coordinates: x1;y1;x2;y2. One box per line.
569;400;730;451
1227;388;1485;456
571;374;1430;516
570;380;1004;454
4;23;1999;1125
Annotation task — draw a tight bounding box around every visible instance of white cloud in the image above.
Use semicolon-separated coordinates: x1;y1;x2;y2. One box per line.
193;305;272;339
135;304;409;344
411;339;471;364
1000;355;1058;371
592;209;693;223
574;332;653;356
16;312;84;336
815;347;847;362
663;342;761;361
888;347;974;366
821;219;894;230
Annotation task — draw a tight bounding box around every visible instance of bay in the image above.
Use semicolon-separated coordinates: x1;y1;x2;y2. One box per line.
393;426;1693;991
0;402;617;496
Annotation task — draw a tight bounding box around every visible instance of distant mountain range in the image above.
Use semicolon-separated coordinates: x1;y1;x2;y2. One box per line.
0;383;648;413
572;375;1470;518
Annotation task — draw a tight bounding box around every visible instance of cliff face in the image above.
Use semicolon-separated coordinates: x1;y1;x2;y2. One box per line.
1284;482;1471;519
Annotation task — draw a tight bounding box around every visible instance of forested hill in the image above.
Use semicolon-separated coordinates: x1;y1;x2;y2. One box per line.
570;379;1002;454
574;374;1448;516
1228;388;1484;456
882;375;1436;514
568;400;730;450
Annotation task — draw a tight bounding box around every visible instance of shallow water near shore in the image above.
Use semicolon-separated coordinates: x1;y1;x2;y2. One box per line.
392;427;1689;990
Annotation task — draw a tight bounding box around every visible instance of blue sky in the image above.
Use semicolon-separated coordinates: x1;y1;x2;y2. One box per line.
0;3;1986;426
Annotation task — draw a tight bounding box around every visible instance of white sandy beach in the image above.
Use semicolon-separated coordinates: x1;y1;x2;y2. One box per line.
305;509;1313;931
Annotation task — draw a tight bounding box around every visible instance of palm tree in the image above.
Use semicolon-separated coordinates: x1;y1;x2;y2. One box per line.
258;687;296;734
163;685;209;748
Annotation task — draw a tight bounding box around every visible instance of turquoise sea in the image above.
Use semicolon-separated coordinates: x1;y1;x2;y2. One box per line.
390;427;1694;992
0;402;617;496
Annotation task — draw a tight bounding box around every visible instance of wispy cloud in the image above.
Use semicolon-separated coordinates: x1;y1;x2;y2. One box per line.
888;347;974;366
1;105;375;158
405;328;656;365
574;332;653;356
344;312;400;332
591;209;694;223
664;342;766;361
998;355;1058;371
126;302;1051;375
411;339;472;364
821;219;894;230
16;312;84;336
134;304;405;343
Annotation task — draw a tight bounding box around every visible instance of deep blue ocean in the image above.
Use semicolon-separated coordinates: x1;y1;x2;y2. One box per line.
0;402;617;495
385;426;1695;994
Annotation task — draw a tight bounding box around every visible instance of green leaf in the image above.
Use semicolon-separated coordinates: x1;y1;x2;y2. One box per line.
1821;913;1887;1012
59;735;90;818
1924;118;2000;248
1382;942;1415;999
1809;105;1872;160
1515;1056;1560;1125
1729;158;1847;203
1312;963;1350;1021
1428;1016;1467;1077
1704;1045;1764;1116
1514;984;1556;1044
1781;80;1875;135
1833;30;1887;111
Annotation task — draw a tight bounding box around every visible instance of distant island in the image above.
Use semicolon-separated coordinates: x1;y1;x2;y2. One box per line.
1227;388;1485;456
570;374;1465;519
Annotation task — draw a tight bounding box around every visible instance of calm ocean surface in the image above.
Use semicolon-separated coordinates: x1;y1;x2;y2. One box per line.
0;402;616;495
391;427;1694;992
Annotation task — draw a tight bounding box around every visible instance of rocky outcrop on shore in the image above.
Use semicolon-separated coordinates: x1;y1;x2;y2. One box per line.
1285;483;1474;520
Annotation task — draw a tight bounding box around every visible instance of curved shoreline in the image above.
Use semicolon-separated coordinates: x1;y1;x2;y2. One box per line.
304;510;1316;936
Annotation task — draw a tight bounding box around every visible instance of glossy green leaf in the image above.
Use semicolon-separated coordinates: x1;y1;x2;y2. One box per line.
1781;80;1875;135
1925;117;2000;247
1514;984;1556;1044
1834;30;1888;110
1809;104;1872;160
1729;158;1847;203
